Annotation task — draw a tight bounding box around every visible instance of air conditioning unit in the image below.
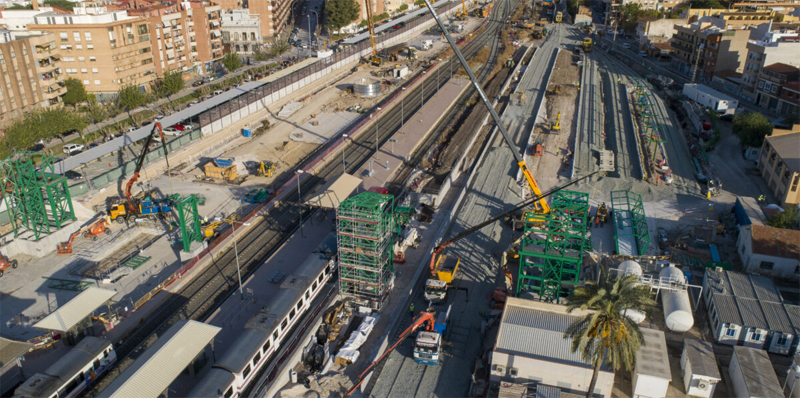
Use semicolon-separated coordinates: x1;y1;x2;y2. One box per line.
493;365;506;375
697;381;710;391
509;368;519;377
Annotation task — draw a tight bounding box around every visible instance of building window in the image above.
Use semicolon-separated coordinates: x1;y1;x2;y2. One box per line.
92;68;98;73
60;32;68;41
777;335;789;346
83;80;89;85
772;85;778;93
85;31;92;41
725;327;736;337
759;261;774;270
78;56;85;62
752;330;762;341
90;57;96;62
94;80;101;85
87;44;94;50
81;68;87;73
73;32;81;42
76;45;82;50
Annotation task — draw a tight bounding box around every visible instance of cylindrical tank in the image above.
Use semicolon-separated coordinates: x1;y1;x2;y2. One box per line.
618;260;643;277
353;78;381;97
621;308;646;324
662;291;694;332
660;265;693;332
659;264;686;284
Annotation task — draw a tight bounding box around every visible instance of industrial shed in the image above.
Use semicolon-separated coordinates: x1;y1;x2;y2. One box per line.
632;328;671;398
737;224;800;281
681;339;721;398
729;345;783;398
490;298;614;398
702;269;800;354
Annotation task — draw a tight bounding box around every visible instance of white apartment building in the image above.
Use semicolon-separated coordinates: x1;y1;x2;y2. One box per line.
221;9;261;54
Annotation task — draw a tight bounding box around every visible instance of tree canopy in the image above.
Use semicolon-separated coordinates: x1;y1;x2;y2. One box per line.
766;206;799;229
116;84;150;117
157;70;186;98
221;52;243;72
689;0;724;9
733;112;773;148
62;78;88;107
326;0;360;35
3;107;87;151
564;274;655;397
43;0;76;11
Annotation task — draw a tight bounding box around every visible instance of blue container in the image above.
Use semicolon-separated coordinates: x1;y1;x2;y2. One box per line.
214;157;235;167
243;128;252;138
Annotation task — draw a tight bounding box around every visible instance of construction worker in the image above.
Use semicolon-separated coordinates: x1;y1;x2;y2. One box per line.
758;194;766;203
555;148;560;156
409;302;415;317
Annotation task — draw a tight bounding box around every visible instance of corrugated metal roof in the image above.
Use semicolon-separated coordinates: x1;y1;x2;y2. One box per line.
732;346;784;397
750;274;782;302
34;287;116;332
787;305;800;331
104;320;220;398
535;384;561;398
684;339;721;379
727;271;756;299
712;294;742;325
736;297;769;330
636;328;671;379
760;301;794;333
706;270;798;334
0;336;31;367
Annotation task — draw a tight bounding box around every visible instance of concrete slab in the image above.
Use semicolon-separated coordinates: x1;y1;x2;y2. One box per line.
290;112;361;145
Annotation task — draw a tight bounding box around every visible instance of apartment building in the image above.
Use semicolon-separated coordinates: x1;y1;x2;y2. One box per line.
670;22;750;82
25;3;154;100
221;9;262;53
128;1;223;78
0;30;64;123
741;30;800;102
681;8;784;28
756;62;800;115
759;130;800;206
636;17;686;47
248;0;294;41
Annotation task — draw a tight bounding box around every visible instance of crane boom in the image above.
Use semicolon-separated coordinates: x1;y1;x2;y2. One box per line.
365;0;377;57
421;0;548;214
346;310;437;396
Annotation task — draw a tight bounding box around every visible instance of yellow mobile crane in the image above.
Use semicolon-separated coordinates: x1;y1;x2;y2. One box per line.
365;0;383;66
455;0;468;20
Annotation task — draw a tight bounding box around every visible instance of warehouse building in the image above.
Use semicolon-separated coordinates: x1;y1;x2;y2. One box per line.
729;345;783;397
680;339;722;398
702;269;800;355
737;224;800;281
490;298;614;397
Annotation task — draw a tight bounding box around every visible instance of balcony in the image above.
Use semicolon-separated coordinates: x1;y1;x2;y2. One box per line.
42;84;64;100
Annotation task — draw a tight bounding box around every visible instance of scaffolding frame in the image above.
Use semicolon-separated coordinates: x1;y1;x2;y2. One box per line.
0;152;75;240
611;190;650;256
337;192;394;311
174;195;202;253
632;79;667;162
517;191;590;302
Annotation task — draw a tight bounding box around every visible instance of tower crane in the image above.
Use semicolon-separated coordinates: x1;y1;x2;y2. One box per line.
346;309;439;396
364;0;383;65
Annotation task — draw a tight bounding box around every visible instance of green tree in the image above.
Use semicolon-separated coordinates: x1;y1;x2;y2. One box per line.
157;70;186;98
6;4;32;9
3;107;87;151
397;3;408;12
62;78;88;107
116;84;150;121
326;0;361;36
221;52;243;72
267;40;291;57
252;48;270;62
564;275;656;398
43;0;76;11
733;112;773;148
766;206;799;229
689;0;724;8
85;98;107;135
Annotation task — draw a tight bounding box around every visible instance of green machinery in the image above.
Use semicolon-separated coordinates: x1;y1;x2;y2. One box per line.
610;190;650;256
632;79;667;162
337;192;394;311
0;152;76;240
173;194;203;253
517;191;591;302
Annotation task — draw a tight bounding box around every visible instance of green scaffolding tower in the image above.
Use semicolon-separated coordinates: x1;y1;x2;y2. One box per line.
0;152;76;240
337;192;394;311
517;191;591;302
174;195;203;253
611;190;650;256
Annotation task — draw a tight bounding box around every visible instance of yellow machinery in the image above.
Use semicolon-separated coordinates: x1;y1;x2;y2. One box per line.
555;11;563;23
256;161;276;177
365;0;383;66
432;254;460;284
552;112;561;131
583;37;592;52
455;0;468;20
201;214;240;239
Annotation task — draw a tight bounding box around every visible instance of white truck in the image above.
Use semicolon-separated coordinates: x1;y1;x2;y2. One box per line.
424;279;448;301
682;83;738;115
421;39;434;50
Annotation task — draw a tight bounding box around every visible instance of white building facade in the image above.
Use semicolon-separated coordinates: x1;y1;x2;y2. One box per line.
220;9;261;54
737;224;800;280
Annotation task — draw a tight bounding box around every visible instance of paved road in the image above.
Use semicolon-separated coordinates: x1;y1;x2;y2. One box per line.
368;19;570;398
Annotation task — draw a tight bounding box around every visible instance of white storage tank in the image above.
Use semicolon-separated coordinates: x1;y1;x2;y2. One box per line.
659;265;694;332
618;261;646;323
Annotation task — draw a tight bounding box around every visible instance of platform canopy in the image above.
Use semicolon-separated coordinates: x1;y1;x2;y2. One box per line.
34;287;116;332
304;173;362;209
0;337;32;367
105;320;221;398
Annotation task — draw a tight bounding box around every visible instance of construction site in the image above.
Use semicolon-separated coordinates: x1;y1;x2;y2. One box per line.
2;0;798;397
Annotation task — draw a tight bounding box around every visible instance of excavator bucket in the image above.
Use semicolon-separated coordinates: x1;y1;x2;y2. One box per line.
57;243;73;255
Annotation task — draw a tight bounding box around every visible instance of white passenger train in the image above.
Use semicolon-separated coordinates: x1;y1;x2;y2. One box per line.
13;336;116;398
189;234;337;398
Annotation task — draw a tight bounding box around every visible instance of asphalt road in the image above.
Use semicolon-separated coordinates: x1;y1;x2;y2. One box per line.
367;18;570;398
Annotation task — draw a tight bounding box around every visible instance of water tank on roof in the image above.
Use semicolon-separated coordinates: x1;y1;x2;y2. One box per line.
618;260;643;277
659;265;693;332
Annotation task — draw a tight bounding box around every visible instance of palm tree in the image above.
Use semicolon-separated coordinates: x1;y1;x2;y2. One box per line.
564;274;655;398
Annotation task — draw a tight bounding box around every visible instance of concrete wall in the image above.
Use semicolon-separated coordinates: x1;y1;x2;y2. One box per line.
728;350;748;398
490;351;615;397
632;373;670;398
737;225;800;280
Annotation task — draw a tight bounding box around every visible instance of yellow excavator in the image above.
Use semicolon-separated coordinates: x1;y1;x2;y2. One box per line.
201;214;241;239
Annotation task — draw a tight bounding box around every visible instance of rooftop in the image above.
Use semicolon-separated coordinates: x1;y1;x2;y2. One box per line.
34;287;116;332
763;62;800;75
684;339;721;380
636;328;671;380
704;269;795;333
750;224;800;259
494;298;611;371
732;345;784;397
0;336;31;367
765;131;800;173
683;83;737;102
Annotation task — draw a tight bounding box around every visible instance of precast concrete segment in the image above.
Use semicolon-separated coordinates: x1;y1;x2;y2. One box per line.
368;24;572;398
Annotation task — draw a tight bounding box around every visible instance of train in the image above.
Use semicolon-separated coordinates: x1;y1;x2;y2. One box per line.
188;234;338;398
13;336;116;398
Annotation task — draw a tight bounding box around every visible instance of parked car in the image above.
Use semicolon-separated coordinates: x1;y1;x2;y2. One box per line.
171;124;186;131
638;50;647;57
182;123;197;132
64;170;83;180
213;90;224;96
88;143;100;148
189;100;200;107
62;143;84;155
163;127;183;136
192;80;204;87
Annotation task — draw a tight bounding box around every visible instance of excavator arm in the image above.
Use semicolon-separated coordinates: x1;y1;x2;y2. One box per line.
347;310;437;396
124;123;165;214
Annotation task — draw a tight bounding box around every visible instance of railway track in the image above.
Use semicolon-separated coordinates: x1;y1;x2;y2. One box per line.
86;1;521;396
575;50;602;176
597;51;640;180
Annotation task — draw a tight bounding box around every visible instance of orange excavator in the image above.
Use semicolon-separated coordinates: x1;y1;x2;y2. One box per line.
57;219;111;255
347;309;438;396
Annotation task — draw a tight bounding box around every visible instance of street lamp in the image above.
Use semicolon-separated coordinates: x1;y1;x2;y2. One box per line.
311;11;319;47
215;217;251;299
296;169;305;237
342;134;348;173
375;107;381;157
401;87;406;134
